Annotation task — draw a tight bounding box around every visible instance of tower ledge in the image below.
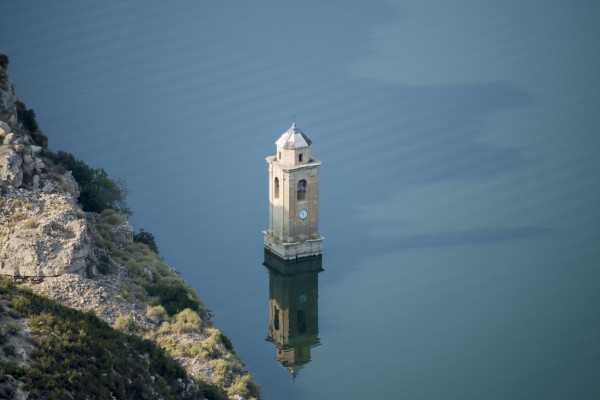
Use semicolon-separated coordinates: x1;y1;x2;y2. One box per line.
263;231;324;260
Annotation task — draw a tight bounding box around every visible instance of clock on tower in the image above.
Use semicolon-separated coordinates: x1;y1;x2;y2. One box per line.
263;123;324;260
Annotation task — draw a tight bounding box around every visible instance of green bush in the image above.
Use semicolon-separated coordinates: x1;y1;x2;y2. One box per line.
47;150;131;216
171;308;201;333
11;295;31;313
227;374;260;400
1;284;202;400
145;305;167;324
114;315;136;333
145;279;202;316
133;229;159;254
16;100;39;132
220;333;233;352
0;54;8;69
199;383;229;400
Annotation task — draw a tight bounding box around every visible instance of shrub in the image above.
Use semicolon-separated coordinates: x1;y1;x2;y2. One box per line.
227;374;260;400
0;54;8;69
46;151;131;216
145;305;167;325
145;279;202;316
114;315;136;334
23;218;39;229
11;296;31;313
80;168;131;216
200;329;225;358
171;308;201;333
209;359;229;386
15;99;49;148
7;322;20;335
220;333;233;352
16;100;39;133
100;209;127;226
133;229;159;254
11;211;25;221
199;383;229;400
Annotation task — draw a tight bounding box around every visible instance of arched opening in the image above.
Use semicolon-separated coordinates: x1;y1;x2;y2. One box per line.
274;177;280;199
298;153;303;163
297;179;307;201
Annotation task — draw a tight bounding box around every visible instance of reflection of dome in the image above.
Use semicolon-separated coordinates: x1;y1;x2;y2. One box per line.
265;338;321;377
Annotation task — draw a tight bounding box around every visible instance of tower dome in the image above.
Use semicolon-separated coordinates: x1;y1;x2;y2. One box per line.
275;123;312;149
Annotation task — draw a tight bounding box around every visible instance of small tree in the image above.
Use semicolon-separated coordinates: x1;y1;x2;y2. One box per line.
79;168;131;216
49;150;131;216
133;229;159;254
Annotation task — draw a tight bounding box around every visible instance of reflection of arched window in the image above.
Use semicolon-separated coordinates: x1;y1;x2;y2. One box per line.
297;310;306;334
297;179;307;200
274;307;280;330
274;177;279;198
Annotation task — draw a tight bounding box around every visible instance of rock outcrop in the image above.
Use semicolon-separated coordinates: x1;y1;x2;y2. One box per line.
0;185;89;277
0;57;90;278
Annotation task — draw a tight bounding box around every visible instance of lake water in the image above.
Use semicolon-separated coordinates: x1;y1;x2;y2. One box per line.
2;1;600;398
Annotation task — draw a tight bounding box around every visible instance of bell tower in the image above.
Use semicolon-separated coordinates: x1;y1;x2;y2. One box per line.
264;123;323;260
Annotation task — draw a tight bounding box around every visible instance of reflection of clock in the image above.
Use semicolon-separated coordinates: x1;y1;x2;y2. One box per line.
298;293;307;304
298;209;308;220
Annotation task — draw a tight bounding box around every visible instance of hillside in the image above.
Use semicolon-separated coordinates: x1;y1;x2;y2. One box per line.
0;54;258;400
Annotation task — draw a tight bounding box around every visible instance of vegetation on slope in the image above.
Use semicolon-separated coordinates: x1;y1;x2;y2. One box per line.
0;278;228;400
92;211;259;399
45;150;132;216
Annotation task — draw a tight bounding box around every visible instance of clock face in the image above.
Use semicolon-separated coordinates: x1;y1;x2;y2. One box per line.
298;209;308;220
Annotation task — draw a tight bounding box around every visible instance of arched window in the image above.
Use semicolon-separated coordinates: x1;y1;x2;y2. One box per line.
274;177;279;199
297;179;307;201
298;153;303;163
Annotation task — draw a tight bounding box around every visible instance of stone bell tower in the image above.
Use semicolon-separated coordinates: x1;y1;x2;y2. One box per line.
263;123;323;260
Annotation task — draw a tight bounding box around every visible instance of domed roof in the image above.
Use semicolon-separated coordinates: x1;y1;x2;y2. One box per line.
275;123;312;149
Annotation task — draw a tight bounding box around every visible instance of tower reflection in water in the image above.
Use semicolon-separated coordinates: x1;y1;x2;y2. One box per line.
264;251;323;377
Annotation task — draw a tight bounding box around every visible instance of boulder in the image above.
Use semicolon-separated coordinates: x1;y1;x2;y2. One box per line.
0;145;23;187
112;221;134;247
3;131;16;145
59;170;80;199
0;120;10;136
0;189;90;277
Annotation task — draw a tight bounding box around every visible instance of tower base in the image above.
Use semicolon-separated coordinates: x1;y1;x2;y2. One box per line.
263;249;323;275
263;232;323;260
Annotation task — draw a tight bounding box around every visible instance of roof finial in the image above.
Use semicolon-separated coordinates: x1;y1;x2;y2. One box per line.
292;115;296;127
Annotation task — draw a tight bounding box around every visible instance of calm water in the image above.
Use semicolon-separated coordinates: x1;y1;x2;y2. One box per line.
2;1;600;398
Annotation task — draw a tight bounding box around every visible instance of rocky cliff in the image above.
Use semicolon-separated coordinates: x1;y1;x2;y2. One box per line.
0;55;258;399
0;56;88;278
